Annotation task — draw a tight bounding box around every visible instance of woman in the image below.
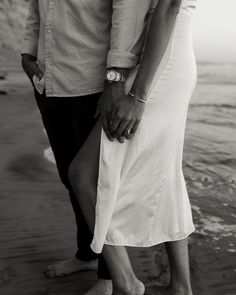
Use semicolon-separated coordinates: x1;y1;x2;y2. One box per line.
69;0;197;294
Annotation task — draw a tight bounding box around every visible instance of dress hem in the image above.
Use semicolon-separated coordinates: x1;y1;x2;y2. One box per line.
91;227;195;254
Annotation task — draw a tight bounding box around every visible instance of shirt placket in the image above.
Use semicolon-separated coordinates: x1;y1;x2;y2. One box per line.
44;0;56;96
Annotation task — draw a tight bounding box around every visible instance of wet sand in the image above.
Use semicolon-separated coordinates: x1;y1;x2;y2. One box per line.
0;64;236;295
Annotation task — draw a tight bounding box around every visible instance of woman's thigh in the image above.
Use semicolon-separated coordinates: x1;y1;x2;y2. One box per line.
69;118;102;190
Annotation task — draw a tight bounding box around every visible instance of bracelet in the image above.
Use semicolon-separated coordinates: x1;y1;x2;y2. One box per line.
137;97;148;103
128;91;148;103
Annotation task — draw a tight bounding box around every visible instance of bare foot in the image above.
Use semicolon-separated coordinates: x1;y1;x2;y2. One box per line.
84;279;112;295
113;279;145;295
45;258;98;278
136;281;145;295
157;287;192;295
145;282;193;295
154;286;173;295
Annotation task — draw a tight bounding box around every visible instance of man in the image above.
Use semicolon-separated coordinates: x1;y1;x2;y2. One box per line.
21;0;154;294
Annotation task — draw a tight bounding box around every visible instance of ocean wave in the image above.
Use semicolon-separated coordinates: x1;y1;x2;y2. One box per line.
190;103;236;109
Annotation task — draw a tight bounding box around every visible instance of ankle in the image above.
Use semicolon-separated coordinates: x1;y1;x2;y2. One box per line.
114;277;144;295
169;283;193;295
114;274;135;293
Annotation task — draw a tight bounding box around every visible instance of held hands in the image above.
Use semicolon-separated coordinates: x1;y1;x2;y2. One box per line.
97;82;145;143
21;54;43;84
109;93;145;143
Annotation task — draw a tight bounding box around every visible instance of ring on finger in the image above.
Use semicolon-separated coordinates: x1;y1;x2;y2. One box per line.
125;128;131;136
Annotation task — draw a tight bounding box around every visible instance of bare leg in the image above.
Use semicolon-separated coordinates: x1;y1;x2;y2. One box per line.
165;239;193;295
68;119;144;295
152;239;193;295
102;246;145;295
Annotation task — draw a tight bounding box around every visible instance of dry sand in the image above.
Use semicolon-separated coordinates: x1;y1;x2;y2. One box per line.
0;63;236;295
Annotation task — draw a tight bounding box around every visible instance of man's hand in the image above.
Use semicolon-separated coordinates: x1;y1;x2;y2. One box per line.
109;94;145;143
97;82;126;141
21;54;43;84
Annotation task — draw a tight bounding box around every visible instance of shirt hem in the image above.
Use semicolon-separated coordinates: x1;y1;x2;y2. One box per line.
45;87;104;97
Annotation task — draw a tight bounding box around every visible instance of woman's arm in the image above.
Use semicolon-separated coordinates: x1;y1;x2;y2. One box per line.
131;0;182;99
98;0;154;142
109;0;182;141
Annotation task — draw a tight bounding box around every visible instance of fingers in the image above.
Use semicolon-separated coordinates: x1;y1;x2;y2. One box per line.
109;107;116;125
94;106;99;118
130;120;140;135
99;96;142;143
123;121;135;140
109;107;128;141
22;55;43;82
112;120;128;143
109;107;119;134
110;112;137;143
101;115;114;141
109;118;120;135
31;63;43;80
109;107;130;142
36;69;43;80
104;116;139;143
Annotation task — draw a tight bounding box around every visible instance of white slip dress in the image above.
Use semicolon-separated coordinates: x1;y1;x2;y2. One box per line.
91;0;198;254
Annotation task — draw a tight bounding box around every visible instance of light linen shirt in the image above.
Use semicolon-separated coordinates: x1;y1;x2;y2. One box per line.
21;0;156;97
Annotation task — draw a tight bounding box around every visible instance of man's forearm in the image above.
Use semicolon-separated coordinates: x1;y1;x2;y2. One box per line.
21;53;37;62
21;0;40;58
107;0;154;70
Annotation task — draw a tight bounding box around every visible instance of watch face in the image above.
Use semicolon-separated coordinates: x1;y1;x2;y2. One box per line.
107;71;116;81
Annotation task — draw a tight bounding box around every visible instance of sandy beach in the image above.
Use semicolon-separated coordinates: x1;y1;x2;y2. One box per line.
1;1;236;294
0;61;235;295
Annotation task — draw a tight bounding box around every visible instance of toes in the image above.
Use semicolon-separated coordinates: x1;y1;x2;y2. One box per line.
45;269;64;278
44;264;64;278
44;258;98;279
46;265;56;271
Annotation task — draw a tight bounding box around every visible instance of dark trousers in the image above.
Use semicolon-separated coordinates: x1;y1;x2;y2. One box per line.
34;89;110;279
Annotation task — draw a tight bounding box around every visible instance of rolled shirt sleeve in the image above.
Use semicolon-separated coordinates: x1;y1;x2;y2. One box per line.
21;0;39;57
107;0;155;69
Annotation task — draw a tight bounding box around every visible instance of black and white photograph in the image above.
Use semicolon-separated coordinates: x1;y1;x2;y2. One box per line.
0;0;235;294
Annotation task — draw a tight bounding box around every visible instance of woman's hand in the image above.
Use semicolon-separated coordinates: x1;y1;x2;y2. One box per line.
109;95;145;143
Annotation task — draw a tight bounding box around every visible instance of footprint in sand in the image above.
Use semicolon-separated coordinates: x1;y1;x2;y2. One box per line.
7;154;51;180
30;289;53;295
0;265;16;286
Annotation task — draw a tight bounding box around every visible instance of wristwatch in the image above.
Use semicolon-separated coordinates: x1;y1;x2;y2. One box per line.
105;69;126;84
